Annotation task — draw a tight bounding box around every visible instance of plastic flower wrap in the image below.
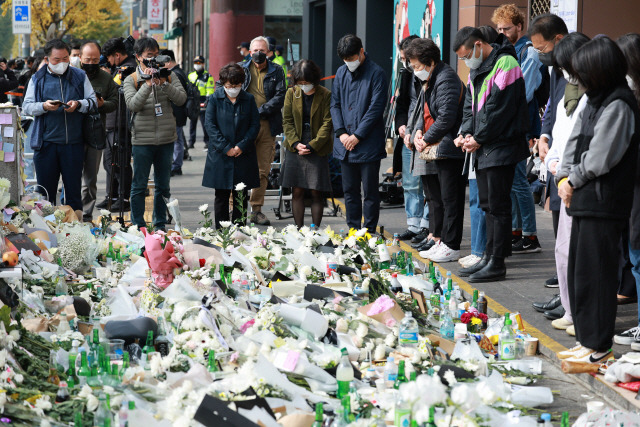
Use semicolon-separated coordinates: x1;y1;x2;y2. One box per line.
57;226;99;272
0;178;10;211
142;227;183;289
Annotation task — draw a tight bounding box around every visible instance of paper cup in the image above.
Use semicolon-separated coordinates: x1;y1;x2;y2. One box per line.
524;337;538;356
587;401;605;413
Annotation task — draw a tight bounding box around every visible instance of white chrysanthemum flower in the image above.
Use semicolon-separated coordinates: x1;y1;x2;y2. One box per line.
336;318;349;333
86;394;99;411
235;182;246;191
199;204;209;212
444;369;457;385
219;221;233;228
100;209;111;216
355;323;368;338
0;178;10;190
355;228;368;237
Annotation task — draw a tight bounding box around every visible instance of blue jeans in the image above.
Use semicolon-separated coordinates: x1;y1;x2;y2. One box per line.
469;178;486;257
511;159;537;235
131;143;173;229
402;145;427;233
631;245;640;325
172;126;185;171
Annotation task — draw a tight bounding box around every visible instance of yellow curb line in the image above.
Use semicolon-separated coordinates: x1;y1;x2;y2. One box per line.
331;198;567;354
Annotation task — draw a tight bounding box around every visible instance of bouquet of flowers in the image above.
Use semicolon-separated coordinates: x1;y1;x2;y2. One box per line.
142;228;183;289
460;308;488;333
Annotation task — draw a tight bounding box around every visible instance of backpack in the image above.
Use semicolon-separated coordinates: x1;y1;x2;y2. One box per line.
519;41;550;109
186;82;202;121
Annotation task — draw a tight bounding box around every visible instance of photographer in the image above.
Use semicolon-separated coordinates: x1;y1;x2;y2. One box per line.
22;39;97;213
79;41;119;222
123;37;186;231
0;57;18;104
96;37;137;211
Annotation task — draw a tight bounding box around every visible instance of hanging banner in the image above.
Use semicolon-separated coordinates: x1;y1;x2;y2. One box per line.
147;0;164;25
550;0;578;32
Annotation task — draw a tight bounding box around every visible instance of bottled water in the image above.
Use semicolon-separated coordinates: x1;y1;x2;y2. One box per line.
398;312;419;347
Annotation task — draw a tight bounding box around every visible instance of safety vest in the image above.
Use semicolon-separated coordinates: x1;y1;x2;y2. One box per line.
188;70;215;96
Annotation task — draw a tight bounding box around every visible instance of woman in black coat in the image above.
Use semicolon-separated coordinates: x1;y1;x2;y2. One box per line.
405;38;466;264
202;63;260;229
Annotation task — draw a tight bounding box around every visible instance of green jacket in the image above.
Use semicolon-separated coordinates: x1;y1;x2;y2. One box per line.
188;70;215;97
282;85;333;156
122;70;187;145
87;68;119;128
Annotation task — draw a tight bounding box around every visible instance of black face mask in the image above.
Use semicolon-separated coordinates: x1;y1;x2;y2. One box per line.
252;52;267;65
82;63;100;78
538;51;553;67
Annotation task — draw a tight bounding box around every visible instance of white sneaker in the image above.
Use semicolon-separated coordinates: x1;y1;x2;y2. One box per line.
564;346;596;362
419;241;441;259
557;343;582;360
428;242;460;263
459;254;481;268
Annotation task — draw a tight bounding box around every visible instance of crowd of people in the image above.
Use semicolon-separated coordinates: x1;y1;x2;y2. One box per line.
6;5;640;366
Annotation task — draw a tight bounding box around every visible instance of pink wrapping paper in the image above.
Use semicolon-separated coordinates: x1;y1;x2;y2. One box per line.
142;228;183;289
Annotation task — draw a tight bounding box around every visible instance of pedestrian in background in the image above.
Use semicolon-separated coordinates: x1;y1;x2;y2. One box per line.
557;37;640;364
188;55;215;149
161;49;189;177
241;36;286;226
331;34;388;234
281;59;333;228
202;63;260;229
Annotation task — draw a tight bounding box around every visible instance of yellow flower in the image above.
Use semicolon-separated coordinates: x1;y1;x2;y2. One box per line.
471;317;482;326
348;228;357;238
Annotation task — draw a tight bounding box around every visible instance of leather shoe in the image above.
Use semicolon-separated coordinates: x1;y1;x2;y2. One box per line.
416;238;436;252
412;236;429;248
458;252;490;277
397;229;417;240
411;228;429;244
468;256;506;283
532;294;561;313
543;305;565;320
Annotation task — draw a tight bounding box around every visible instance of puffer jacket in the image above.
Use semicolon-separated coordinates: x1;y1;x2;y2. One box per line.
122;70;187;145
459;34;530;170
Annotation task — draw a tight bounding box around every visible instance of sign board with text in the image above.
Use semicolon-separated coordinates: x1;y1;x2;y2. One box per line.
12;0;31;34
147;0;164;25
265;0;303;16
550;0;578;32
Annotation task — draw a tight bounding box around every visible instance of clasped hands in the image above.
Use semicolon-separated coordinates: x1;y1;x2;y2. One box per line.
226;146;243;157
454;134;481;153
296;143;311;156
339;133;360;151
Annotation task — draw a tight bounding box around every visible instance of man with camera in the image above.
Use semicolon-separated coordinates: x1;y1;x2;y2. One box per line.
96;37;137;211
123;37;186;231
22;39;97;213
79;41;119;222
187;55;215;149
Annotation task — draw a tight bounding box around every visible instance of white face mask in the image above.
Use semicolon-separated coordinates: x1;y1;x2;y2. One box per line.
194;64;204;72
562;69;579;85
464;45;483;70
298;84;314;94
627;75;636;91
345;59;360;72
224;87;241;98
49;61;69;75
414;67;430;82
69;57;81;68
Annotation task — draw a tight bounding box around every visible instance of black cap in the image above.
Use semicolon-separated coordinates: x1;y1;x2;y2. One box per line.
237;42;250;50
193;55;205;63
275;44;283;53
266;36;276;52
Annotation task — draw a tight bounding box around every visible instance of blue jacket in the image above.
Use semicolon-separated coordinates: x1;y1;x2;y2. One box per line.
202;87;261;190
330;55;388;163
23;65;96;150
240;60;286;136
541;67;567;211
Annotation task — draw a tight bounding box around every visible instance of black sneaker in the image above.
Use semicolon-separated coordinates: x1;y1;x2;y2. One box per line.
397;229;417;240
614;326;640;345
95;197;110;210
545;275;559;288
171;168;182;177
411;228;429;244
111;199;131;212
512;235;542;254
511;234;522;246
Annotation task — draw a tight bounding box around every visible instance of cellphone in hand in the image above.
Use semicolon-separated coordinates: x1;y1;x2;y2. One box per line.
95;91;102;99
50;100;70;108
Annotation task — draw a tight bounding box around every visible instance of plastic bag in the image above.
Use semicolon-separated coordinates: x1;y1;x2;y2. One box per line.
510;385;553;407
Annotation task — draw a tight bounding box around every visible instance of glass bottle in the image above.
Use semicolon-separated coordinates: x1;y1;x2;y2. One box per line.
336;348;354;398
57;312;71;334
141;330;154;369
341;395;354;423
477;292;488;329
207;350;219;373
440;305;455;340
55;381;70;403
47;350;60;385
393;360;408;390
74;412;83;427
425;406;437;427
406;252;414;276
154;317;171;357
77;351;91;386
472;290;479;309
55;265;68;296
106;242;116;267
311;402;323;427
560;411;569;427
67;353;79;388
120;351;130;376
94;393;113;427
499;313;516;361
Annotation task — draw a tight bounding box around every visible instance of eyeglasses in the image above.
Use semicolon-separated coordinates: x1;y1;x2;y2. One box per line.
457;50;473;61
533;41;551;54
497;25;514;33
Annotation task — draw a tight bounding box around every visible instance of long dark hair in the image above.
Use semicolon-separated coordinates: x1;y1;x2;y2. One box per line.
552;32;590;76
617;33;640;105
572;36;627;97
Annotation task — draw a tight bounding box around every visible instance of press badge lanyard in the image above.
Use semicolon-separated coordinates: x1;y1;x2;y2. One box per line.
152;84;163;117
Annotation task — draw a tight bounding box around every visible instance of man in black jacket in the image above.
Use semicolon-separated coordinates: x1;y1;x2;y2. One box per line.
454;28;530;283
161;49;189;177
96;37;137;211
0;58;18;104
395;35;430;244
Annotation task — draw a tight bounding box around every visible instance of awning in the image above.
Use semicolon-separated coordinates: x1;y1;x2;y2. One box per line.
164;27;183;40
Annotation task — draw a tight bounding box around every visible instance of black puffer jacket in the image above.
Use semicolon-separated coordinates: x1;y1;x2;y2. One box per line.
459;35;530;170
412;61;465;160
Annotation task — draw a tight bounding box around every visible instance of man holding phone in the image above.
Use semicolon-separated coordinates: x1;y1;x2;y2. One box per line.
22;39;97;213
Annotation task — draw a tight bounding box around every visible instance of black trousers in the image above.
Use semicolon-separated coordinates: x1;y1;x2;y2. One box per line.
189;109;209;146
436;159;467;250
568;216;626;351
104;130;132;200
421;173;443;238
214;189;248;229
476;164;516;258
618;226;637;298
341;159;381;233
